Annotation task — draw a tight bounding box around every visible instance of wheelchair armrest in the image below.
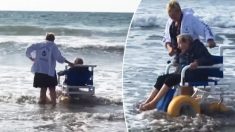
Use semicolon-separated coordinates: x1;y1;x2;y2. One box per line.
67;64;97;67
65;65;97;71
165;62;179;74
219;45;235;56
165;63;174;74
180;64;223;86
58;75;61;85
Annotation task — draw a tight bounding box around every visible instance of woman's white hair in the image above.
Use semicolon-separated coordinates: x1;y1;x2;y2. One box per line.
177;33;193;43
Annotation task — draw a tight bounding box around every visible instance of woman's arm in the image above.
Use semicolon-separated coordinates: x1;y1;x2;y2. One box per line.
53;46;66;63
53;45;74;67
64;59;74;67
162;19;172;44
191;15;216;48
26;44;38;61
163;19;176;56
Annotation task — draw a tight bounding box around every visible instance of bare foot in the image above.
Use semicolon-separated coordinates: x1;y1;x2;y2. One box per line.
138;102;147;110
38;99;46;105
140;102;156;111
51;101;56;107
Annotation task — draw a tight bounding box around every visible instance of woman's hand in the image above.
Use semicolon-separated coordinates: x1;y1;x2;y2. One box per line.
139;104;147;111
190;61;198;69
166;43;175;56
68;62;74;68
29;57;34;62
139;102;156;111
207;39;216;48
65;59;74;67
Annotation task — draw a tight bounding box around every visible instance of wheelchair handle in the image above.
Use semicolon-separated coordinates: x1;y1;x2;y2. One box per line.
65;64;97;69
180;65;223;86
219;45;235;56
68;64;97;67
165;62;174;74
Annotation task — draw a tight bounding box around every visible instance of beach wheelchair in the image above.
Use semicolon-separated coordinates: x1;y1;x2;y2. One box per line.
156;45;235;117
57;64;97;100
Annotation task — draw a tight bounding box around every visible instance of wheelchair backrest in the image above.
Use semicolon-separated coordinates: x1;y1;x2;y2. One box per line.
206;55;223;78
211;55;223;64
64;67;93;86
189;55;223;79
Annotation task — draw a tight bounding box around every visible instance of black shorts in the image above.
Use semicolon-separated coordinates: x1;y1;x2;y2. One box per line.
154;73;181;90
33;73;58;88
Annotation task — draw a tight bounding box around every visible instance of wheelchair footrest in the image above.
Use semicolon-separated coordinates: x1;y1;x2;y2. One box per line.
156;88;176;112
62;85;95;96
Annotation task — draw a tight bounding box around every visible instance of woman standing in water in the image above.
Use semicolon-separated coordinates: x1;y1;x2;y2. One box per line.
26;33;73;105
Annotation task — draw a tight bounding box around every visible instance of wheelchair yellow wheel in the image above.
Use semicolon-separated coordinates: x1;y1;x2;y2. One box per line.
167;95;200;117
59;95;71;104
208;102;228;113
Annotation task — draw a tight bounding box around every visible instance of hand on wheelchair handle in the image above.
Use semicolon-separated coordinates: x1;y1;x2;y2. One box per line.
207;39;216;48
29;57;35;62
190;61;198;69
68;63;74;67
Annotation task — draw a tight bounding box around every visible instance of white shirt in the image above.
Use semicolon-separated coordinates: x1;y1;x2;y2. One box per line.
162;8;214;44
26;40;65;77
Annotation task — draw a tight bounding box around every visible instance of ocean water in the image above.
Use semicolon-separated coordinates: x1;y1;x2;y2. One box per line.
0;11;132;131
123;0;235;131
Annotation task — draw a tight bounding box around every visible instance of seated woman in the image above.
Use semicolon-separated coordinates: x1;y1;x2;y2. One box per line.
139;34;214;111
58;57;90;86
58;57;83;73
57;57;84;102
58;57;83;76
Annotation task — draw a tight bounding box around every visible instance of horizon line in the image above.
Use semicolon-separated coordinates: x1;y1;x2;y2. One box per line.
0;9;134;13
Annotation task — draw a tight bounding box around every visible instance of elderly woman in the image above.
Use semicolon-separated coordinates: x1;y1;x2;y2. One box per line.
163;0;216;57
140;34;214;111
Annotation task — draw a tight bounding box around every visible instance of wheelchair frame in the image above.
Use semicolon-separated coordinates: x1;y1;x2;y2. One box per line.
165;45;235;104
58;64;97;97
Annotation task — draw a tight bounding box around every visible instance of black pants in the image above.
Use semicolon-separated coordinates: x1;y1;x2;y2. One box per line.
154;73;181;90
154;70;209;90
33;73;58;88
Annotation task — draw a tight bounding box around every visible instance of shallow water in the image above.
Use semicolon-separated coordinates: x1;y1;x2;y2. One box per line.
0;11;132;131
123;0;235;131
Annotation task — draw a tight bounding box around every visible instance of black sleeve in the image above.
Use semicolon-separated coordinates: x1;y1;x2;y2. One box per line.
193;42;214;66
173;54;179;65
57;69;69;76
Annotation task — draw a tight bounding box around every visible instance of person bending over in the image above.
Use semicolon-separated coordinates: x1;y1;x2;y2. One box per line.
140;34;214;111
163;0;216;57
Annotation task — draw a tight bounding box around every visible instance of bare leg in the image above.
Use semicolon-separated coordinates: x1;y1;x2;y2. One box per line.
141;84;170;111
39;88;47;104
49;87;56;106
139;88;159;110
142;88;159;104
